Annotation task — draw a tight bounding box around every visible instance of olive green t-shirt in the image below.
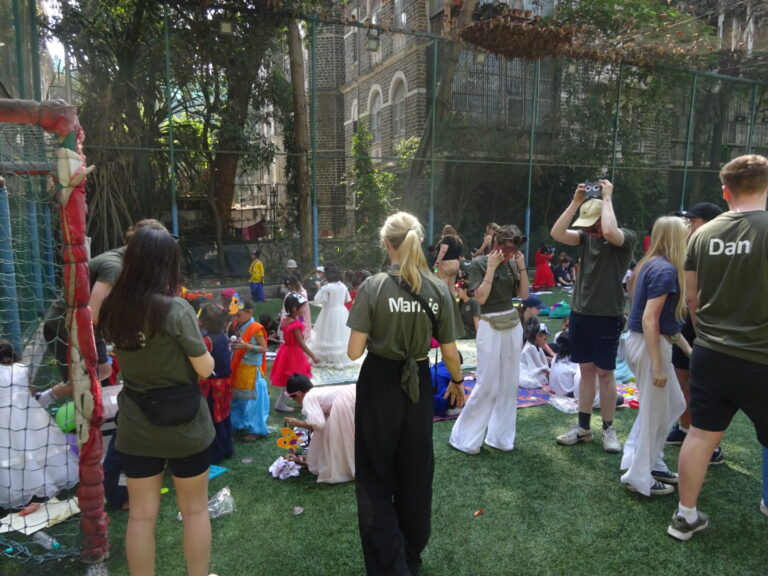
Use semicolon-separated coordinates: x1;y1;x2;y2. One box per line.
467;256;519;314
116;297;214;457
685;211;768;365
44;247;127;327
347;268;461;360
572;228;637;317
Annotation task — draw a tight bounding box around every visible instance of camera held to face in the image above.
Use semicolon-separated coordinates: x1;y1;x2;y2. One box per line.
583;181;602;199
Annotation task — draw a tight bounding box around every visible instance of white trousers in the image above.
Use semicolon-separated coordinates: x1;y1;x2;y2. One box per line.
449;316;522;453
620;331;686;495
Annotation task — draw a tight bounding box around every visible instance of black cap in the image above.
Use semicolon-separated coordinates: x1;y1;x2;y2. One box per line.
678;202;723;222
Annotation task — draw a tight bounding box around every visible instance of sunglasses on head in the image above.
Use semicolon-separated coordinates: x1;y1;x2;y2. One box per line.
500;236;527;247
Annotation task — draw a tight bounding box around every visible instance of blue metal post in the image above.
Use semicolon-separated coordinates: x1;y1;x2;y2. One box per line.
164;4;179;236
0;181;23;352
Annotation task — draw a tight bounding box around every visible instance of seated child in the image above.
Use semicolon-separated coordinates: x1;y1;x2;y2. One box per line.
519;323;550;389
548;332;580;397
0;339;79;508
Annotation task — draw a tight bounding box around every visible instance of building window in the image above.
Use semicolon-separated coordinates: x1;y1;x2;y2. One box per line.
371;93;382;143
370;0;382;65
393;0;407;50
392;82;406;140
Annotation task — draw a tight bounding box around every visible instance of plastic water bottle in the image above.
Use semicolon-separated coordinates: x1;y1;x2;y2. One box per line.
32;531;60;550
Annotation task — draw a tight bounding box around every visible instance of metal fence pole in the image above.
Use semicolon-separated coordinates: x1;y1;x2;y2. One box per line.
311;20;319;267
428;38;438;243
524;59;540;264
680;72;698;211
747;82;758;154
164;4;179;236
609;62;623;181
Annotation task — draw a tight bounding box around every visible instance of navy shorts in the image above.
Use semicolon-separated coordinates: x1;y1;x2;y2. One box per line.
689;345;768;446
569;313;624;371
120;447;211;479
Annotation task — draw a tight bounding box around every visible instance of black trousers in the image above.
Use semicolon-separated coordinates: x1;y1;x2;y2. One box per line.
355;353;434;576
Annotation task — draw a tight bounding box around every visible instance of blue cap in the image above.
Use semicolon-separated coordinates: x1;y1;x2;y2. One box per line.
522;295;543;308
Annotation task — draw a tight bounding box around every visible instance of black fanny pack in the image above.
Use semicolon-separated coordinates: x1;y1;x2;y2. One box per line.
125;384;201;427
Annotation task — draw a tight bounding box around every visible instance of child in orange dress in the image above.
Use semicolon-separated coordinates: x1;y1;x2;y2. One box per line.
270;292;319;412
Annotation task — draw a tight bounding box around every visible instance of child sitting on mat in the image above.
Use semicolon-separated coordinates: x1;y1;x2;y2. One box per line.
519;323;550;389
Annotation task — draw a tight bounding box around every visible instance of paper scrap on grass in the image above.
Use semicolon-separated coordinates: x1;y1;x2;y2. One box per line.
0;497;80;535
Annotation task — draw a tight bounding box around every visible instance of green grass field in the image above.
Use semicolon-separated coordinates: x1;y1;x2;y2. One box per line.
2;288;766;575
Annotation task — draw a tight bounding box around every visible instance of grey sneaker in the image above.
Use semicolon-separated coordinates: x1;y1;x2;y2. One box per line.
667;511;709;541
761;499;767;517
602;425;621;453
709;447;724;465
556;425;593;446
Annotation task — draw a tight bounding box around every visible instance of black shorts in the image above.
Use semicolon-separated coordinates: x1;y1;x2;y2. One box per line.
120;447;211;479
689;344;768;446
569;313;624;371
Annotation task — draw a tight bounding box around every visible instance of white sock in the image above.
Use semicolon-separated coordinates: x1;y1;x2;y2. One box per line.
677;503;698;523
679;426;690;433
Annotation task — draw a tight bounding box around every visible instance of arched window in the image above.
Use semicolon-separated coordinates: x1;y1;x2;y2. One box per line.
370;92;382;143
392;82;406;140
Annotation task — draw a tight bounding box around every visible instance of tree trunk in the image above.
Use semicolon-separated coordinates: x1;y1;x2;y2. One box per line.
288;19;313;266
211;69;256;277
400;0;478;212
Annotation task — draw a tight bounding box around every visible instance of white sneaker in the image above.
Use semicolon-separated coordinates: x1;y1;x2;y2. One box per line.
761;499;768;517
602;425;621;453
556;425;593;446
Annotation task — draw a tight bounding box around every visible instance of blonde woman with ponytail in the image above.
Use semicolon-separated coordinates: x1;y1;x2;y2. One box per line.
347;211;465;575
620;216;691;497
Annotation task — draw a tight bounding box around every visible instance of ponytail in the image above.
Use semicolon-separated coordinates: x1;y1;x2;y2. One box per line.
380;212;429;294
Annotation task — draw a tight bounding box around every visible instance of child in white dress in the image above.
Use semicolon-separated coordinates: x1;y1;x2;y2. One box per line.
519;323;550;389
0;339;79;508
310;264;352;368
549;331;581;396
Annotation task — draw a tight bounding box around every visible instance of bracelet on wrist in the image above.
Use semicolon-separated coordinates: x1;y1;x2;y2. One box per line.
451;378;465;384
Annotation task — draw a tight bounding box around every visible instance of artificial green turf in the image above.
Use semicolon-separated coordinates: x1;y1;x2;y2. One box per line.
11;386;764;576
3;288;765;575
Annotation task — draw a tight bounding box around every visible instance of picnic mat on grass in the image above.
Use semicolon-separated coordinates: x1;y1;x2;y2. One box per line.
309;339;479;386
433;375;550;422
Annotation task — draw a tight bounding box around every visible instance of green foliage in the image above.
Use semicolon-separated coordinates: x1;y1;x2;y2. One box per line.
349;123;398;236
553;0;716;67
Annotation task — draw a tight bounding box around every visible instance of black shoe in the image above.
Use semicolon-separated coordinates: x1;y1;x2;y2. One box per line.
709;447;724;465
666;425;687;445
652;469;679;484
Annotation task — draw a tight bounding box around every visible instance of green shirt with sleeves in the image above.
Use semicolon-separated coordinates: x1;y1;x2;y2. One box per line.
685;211;768;365
572;228;636;317
116;297;214;458
467;256;520;314
347;267;461;360
44;246;127;326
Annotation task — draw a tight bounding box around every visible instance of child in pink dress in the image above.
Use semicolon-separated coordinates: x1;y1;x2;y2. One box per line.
271;292;319;412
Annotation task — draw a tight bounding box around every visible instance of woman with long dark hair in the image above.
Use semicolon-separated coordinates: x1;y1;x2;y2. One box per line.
347;211;465;575
99;223;215;576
